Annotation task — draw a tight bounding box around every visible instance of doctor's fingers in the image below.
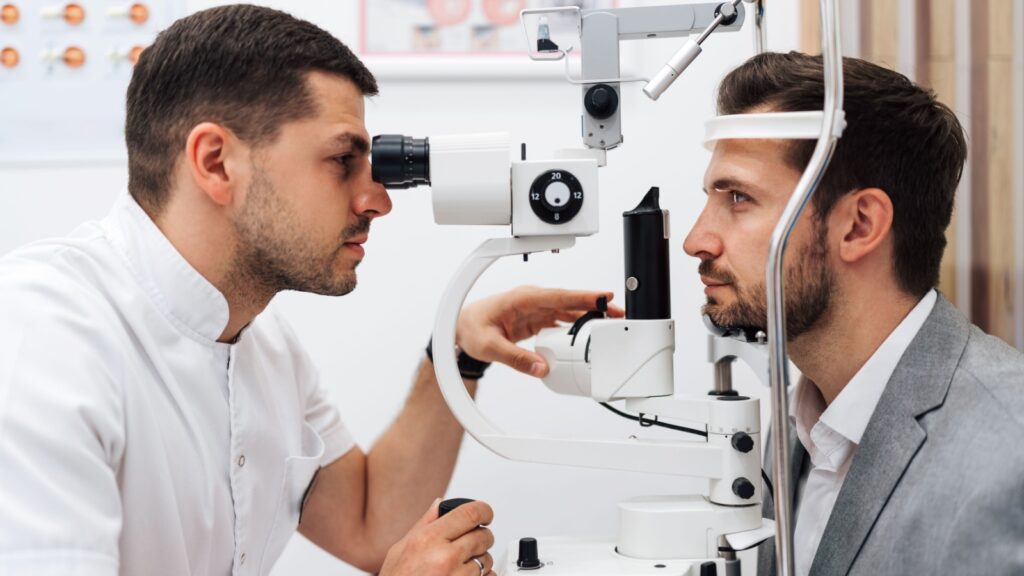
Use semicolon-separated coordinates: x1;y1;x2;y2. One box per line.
553;304;625;323
435;500;493;537
451;528;495;565
483;337;548;377
458;552;495;576
514;287;616;312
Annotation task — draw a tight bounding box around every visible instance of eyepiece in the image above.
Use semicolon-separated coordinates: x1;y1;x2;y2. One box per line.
371;134;430;189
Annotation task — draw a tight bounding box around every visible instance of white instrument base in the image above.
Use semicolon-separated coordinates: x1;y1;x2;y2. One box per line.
498;536;727;576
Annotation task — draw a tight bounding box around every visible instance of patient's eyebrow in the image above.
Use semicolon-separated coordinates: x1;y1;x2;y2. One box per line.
708;177;764;195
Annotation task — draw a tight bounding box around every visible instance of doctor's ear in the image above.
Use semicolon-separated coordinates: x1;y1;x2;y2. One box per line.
184;122;247;207
833;187;894;264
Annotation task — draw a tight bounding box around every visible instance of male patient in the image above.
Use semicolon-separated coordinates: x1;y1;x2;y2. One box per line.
0;6;618;576
685;52;1024;575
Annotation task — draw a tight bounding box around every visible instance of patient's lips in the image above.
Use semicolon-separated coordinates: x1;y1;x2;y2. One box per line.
700;274;732;296
343;235;368;258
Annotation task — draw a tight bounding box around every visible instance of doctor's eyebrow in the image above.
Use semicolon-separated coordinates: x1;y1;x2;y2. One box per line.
331;133;370;154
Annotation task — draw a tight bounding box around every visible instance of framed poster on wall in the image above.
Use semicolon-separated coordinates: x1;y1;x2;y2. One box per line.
360;0;619;79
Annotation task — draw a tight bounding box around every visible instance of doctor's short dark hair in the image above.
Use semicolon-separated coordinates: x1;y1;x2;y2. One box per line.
716;52;967;298
125;4;377;214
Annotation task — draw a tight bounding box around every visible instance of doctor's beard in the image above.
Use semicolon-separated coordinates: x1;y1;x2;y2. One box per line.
700;221;834;340
230;162;370;300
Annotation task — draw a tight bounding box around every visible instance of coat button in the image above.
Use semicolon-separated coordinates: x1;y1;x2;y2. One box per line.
237;455;246;467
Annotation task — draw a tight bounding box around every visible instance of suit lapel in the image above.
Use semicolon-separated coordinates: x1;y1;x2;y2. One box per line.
809;295;970;575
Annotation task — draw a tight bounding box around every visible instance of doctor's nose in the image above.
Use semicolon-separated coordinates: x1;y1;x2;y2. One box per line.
355;158;392;219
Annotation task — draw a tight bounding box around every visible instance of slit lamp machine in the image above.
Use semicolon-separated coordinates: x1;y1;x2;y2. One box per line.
370;2;845;574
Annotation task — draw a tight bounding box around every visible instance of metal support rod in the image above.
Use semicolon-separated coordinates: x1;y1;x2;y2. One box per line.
695;0;743;45
719;547;741;576
765;1;843;575
714;360;734;393
752;0;767;53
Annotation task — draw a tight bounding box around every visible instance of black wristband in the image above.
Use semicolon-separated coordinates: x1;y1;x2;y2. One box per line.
426;336;492;380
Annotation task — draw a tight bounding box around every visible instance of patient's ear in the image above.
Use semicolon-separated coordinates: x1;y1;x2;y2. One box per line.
832;187;894;264
185;122;245;207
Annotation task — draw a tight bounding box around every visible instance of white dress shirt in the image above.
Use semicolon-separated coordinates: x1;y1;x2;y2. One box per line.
790;289;937;576
0;193;355;576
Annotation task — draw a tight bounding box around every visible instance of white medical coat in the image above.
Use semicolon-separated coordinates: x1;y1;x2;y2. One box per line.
0;193;355;575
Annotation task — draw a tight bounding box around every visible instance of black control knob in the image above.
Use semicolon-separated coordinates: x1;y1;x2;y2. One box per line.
517;537;542;570
731;432;754;453
700;561;718;576
438;498;474;517
584;83;618;120
732;478;755;500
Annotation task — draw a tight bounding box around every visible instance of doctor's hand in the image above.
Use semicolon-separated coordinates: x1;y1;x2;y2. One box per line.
378;499;496;576
456;286;624;378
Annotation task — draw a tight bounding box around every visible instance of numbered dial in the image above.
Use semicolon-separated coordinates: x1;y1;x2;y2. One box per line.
529;169;584;225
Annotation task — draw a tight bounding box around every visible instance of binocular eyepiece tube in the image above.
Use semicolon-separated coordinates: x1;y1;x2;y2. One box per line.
371;134;431;189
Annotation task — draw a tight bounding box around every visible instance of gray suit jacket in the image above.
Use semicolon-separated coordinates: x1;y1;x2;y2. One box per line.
758;294;1024;575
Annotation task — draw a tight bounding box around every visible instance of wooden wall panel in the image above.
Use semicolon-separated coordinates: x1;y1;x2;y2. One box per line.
796;0;1022;349
929;0;959;303
801;0;821;54
970;0;991;328
930;0;956;59
1015;0;1024;348
865;0;899;68
987;0;1017;342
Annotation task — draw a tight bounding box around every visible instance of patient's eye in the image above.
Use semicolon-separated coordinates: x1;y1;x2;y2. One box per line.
730;190;751;205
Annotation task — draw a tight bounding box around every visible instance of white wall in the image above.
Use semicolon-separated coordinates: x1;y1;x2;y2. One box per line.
0;1;801;574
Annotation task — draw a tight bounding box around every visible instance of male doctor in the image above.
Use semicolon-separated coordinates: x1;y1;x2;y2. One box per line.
0;5;619;576
687;52;1024;575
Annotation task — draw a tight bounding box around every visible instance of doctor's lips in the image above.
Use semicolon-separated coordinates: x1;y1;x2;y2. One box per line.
340;216;371;258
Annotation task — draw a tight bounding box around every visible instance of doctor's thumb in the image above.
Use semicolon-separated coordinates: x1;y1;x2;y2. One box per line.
416;498;442;526
494;340;548;378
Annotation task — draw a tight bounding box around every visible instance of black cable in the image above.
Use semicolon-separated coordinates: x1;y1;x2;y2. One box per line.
599;400;778;522
599;402;708;438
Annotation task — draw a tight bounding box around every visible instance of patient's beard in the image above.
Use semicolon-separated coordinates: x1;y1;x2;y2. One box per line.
701;222;833;339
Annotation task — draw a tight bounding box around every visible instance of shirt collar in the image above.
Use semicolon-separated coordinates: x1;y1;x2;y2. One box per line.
789;375;831;466
820;289;937;444
789;290;937;467
103;192;231;344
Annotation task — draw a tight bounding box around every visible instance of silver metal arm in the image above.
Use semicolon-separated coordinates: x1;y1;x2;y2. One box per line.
751;0;767;53
644;0;743;100
576;3;745;149
766;1;844;575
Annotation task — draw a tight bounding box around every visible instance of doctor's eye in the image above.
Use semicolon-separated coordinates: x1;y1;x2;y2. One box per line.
333;154;355;178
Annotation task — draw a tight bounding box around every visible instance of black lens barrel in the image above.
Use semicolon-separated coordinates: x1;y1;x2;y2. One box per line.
623;186;671;320
371;135;430;189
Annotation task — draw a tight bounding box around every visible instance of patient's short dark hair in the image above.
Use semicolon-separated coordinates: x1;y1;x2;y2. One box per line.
717;52;967;297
